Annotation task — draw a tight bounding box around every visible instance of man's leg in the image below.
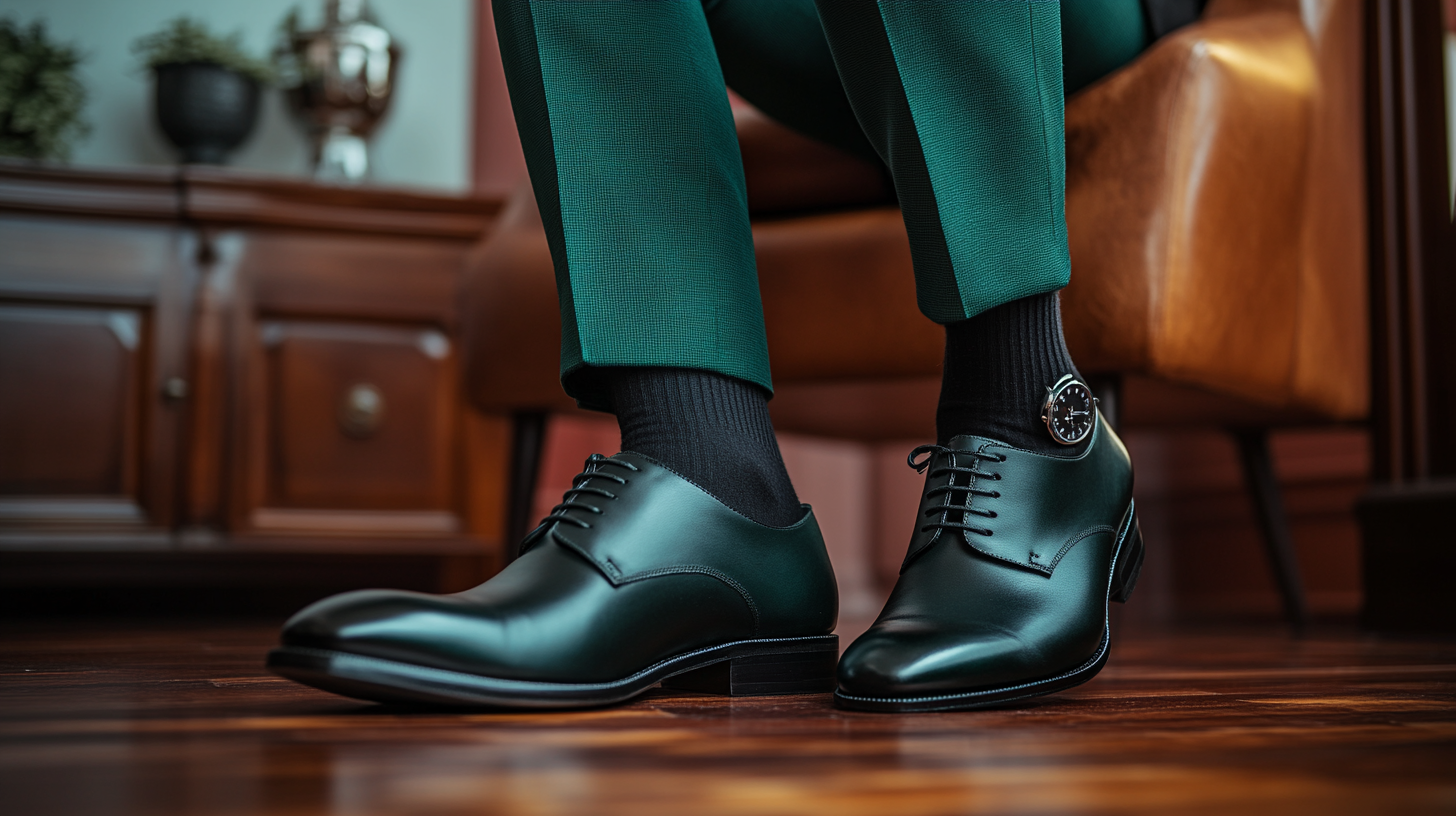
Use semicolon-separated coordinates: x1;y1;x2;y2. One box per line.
265;0;850;709
931;0;1151;451
812;0;1150;454
489;0;1153;512
492;0;806;526
813;0;1157;712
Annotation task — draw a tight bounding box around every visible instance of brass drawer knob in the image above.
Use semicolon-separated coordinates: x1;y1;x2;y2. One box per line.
339;383;385;438
162;377;189;402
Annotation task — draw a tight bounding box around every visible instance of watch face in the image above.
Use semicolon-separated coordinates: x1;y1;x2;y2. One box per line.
1045;378;1096;445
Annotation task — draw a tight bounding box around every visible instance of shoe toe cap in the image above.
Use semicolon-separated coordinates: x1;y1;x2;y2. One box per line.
280;589;463;653
837;622;1038;699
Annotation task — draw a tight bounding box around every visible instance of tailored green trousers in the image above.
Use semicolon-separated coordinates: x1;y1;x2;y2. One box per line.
494;0;1152;410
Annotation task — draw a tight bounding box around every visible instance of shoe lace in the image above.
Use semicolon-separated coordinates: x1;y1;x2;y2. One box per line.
908;444;1006;537
538;453;641;531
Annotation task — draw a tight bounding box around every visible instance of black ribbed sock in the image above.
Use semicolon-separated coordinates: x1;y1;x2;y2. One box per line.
607;368;802;527
937;291;1089;455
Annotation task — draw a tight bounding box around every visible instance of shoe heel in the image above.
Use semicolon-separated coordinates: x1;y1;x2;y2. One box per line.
1110;516;1145;604
661;636;838;696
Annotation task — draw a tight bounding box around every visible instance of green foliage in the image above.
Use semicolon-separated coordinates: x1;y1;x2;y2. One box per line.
132;17;274;85
0;18;89;161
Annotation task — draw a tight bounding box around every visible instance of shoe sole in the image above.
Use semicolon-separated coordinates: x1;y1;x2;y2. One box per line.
833;500;1144;713
267;633;838;710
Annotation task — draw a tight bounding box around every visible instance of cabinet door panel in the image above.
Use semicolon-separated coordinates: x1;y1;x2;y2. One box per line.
257;321;456;518
0;304;143;495
0;215;191;544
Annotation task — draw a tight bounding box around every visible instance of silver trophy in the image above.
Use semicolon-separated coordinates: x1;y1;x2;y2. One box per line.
278;0;399;183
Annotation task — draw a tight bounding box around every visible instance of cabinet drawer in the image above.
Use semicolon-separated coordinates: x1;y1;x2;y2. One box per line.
249;321;458;531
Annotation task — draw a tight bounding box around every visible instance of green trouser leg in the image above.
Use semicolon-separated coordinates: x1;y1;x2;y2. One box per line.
494;0;770;411
494;0;1150;409
813;1;1068;322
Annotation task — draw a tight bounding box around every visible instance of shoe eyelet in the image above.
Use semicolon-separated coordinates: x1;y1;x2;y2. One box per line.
993;473;1002;481
992;491;1001;498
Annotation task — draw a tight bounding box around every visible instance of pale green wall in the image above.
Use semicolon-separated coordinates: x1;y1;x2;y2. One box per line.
0;0;473;192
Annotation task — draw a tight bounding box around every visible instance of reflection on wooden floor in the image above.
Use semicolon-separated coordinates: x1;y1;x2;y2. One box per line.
2;621;1454;815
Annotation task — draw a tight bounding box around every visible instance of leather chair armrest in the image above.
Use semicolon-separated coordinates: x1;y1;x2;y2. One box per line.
462;183;577;414
1061;5;1319;411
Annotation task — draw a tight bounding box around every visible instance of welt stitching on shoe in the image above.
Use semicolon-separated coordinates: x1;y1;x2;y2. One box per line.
1045;525;1117;573
296;635;835;695
834;628;1112;705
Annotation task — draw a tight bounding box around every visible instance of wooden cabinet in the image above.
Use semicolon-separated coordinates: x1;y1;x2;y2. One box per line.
0;163;507;562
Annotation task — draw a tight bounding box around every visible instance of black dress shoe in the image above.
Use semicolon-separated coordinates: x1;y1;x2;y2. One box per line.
835;413;1142;712
269;453;839;709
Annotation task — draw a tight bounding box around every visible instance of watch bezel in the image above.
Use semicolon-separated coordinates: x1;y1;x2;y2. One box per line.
1041;374;1098;446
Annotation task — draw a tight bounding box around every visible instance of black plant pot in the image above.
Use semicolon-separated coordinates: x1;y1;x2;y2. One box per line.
153;62;259;164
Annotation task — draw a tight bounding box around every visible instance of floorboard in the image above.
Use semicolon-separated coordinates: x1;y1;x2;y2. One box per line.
2;620;1454;815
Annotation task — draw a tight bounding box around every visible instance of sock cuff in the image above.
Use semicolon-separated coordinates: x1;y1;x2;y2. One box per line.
610;367;779;449
938;291;1084;448
604;366;801;527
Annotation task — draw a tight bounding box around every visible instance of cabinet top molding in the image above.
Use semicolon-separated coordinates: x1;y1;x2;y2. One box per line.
0;160;503;241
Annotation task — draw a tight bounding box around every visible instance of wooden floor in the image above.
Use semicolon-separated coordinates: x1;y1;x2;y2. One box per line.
2;620;1455;815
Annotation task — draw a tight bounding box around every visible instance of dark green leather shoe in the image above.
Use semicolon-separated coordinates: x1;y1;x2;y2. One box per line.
835;412;1143;712
268;453;839;709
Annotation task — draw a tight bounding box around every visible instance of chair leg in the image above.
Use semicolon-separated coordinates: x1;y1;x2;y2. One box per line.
505;411;548;565
1231;429;1309;629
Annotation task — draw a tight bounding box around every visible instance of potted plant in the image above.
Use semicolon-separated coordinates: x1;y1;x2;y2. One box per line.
0;18;89;160
133;17;273;164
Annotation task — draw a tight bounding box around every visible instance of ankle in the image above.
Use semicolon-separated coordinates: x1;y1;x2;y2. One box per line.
607;367;801;526
936;292;1090;455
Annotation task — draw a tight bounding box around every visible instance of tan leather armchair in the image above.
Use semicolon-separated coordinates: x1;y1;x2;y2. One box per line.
463;0;1366;624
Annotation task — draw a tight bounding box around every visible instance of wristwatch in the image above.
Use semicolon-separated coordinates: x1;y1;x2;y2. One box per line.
1041;374;1097;445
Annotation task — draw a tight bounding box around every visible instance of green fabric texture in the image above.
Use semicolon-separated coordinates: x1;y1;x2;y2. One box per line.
702;0;879;164
493;0;1152;407
811;1;963;322
869;0;1070;320
491;0;583;383
497;1;771;409
1062;0;1152;96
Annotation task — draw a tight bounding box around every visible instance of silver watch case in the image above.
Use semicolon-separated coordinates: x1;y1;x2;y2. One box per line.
1041;374;1098;446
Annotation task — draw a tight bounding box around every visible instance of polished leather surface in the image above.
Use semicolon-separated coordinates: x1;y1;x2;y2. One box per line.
1062;0;1366;420
281;454;838;683
463;0;1366;427
837;415;1135;699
